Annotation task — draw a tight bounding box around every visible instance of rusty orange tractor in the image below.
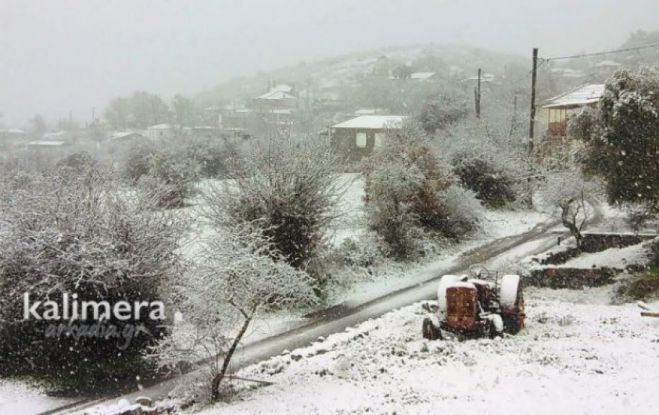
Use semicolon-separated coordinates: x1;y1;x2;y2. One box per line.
422;268;525;340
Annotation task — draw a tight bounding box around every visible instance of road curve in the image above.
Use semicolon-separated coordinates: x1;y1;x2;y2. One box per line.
42;218;562;415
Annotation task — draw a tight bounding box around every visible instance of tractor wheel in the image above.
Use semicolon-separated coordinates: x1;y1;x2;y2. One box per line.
422;318;442;340
500;275;525;334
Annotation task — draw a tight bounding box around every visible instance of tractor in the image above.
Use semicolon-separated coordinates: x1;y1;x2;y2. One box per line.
422;267;525;340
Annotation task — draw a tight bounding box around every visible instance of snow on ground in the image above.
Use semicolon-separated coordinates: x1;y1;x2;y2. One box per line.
557;240;651;269
0;380;75;415
194;291;659;415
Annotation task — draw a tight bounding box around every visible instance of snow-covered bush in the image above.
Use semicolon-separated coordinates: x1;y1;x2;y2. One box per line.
204;138;343;289
182;136;242;178
152;221;316;401
433;116;536;207
566;106;601;142
123;143;200;208
418;93;468;134
56;151;96;175
438;184;483;238
452;154;516;208
363;122;480;259
123;142;156;183
0;165;186;392
141;150;200;208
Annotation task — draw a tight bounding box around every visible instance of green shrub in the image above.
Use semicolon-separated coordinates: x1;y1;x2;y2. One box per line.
619;267;659;300
453;156;516;208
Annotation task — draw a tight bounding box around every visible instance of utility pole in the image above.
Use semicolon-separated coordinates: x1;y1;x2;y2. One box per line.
474;68;482;118
528;48;538;155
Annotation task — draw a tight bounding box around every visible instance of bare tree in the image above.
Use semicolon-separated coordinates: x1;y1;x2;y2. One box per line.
152;221;317;400
540;169;603;250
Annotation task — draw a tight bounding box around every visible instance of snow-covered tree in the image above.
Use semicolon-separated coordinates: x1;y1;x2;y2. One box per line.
539;168;603;249
586;68;659;213
152;221;317;401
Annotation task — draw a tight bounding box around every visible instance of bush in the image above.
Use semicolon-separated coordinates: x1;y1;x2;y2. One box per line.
183;136;241;178
418;94;468;134
0;166;186;392
56;151;96;174
123;143;200;208
567;106;600;142
144;150;200;208
124;142;157;183
650;238;659;266
436;184;483;238
619;268;659;300
452;155;516;208
204;139;342;290
363;123;480;259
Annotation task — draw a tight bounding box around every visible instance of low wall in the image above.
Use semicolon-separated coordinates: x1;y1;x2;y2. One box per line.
526;267;619;289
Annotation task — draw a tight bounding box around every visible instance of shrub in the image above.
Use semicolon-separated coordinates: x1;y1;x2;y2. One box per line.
123;143;200;208
619;267;659;300
183;136;241;178
144;150;200;208
0;166;186;392
418;94;468;134
567;106;601;142
436;184;483;239
452;155;516;208
124;142;157;183
363;123;480;259
56;151;96;174
204;139;342;290
650;238;659;266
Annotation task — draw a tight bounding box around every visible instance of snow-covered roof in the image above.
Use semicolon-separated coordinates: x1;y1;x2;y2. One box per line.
332;115;406;130
542;84;605;109
2;128;25;134
594;60;622;68
271;84;293;93
463;73;495;82
410;72;436;80
550;68;585;78
148;123;172;130
42;131;66;139
110;131;145;140
255;89;296;100
27;140;66;147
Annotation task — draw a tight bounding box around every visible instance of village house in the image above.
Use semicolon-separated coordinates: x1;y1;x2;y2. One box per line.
540;83;605;138
330;115;406;162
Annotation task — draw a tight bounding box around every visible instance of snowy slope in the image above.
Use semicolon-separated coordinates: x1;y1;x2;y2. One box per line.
195;291;659;415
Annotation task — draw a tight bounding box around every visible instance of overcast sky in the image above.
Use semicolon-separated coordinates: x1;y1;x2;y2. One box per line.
1;0;658;127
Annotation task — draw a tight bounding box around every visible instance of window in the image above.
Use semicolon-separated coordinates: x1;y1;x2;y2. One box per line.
374;132;385;148
355;132;367;148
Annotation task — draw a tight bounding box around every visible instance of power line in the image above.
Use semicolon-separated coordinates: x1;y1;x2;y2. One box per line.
542;42;659;61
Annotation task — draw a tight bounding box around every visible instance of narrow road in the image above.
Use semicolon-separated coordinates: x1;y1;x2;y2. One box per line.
43;217;565;415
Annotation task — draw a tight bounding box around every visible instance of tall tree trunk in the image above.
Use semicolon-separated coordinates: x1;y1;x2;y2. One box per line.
210;310;255;400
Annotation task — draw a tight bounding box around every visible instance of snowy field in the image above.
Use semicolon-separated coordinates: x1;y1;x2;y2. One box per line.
195;288;659;415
